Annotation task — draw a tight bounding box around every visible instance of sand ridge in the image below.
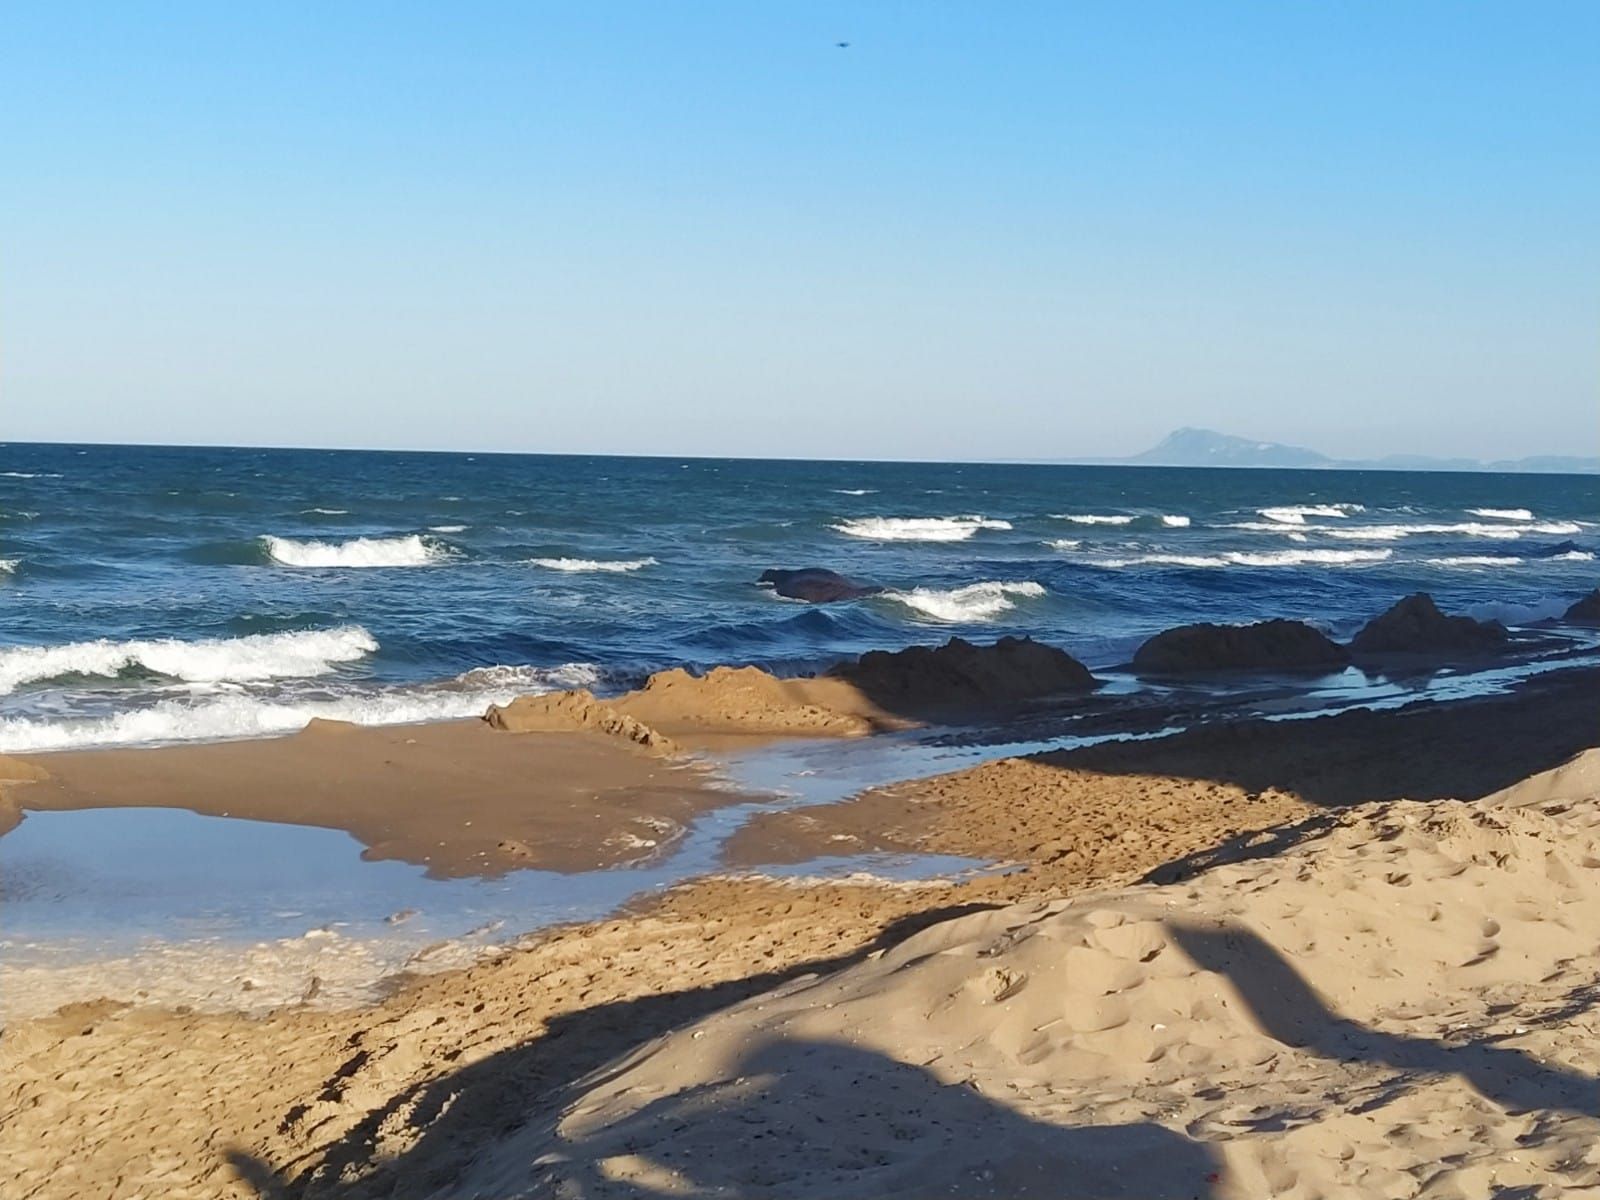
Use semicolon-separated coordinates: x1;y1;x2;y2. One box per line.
514;754;1600;1199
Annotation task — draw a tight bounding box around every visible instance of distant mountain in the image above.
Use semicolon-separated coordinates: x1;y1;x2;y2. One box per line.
1121;428;1599;474
1127;428;1331;468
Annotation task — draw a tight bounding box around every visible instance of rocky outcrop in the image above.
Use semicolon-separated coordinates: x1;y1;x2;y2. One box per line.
1132;620;1350;674
757;568;883;603
1563;588;1600;624
831;636;1097;714
1351;593;1508;656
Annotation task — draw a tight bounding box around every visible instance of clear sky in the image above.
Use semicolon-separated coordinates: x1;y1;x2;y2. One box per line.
4;2;1595;461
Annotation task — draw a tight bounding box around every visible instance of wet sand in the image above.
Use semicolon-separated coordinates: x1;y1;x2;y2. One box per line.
4;671;1598;1198
7;718;725;877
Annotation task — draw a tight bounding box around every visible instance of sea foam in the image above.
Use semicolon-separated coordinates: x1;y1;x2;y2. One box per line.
832;516;1011;542
262;534;449;568
0;627;379;696
1100;548;1393;569
1257;504;1364;524
1054;514;1134;525
885;580;1045;621
1468;508;1534;521
527;557;657;573
0;662;600;752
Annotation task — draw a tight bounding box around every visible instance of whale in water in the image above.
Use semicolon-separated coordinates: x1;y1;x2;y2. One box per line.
757;568;883;603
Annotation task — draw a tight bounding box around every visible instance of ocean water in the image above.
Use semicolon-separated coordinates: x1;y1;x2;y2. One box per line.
1;442;1595;753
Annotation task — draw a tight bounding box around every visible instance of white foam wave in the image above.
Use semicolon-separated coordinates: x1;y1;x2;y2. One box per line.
1100;548;1393;569
831;488;877;496
1045;538;1081;550
302;507;350;515
832;516;1011;542
1054;514;1134;525
0;662;600;753
1160;514;1191;527
0;627;379;696
884;581;1045;622
1468;508;1534;521
429;524;467;533
527;556;657;573
0;558;16;574
1465;597;1570;624
1327;521;1581;541
262;534;449;568
0;471;62;479
1425;556;1524;567
1257;504;1363;524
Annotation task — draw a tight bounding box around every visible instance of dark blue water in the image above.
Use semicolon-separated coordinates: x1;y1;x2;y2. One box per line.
1;442;1595;751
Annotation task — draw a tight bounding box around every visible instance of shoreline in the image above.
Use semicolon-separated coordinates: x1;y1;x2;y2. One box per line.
2;668;1597;1197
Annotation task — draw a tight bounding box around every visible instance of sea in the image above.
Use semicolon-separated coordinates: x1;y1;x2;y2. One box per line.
1;441;1596;755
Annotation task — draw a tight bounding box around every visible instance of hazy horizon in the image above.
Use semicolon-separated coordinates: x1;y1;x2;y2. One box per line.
5;3;1596;461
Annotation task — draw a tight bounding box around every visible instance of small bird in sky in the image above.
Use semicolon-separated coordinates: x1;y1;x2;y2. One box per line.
836;41;850;49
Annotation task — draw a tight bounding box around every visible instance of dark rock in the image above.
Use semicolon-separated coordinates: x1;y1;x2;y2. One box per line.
757;568;882;603
1132;620;1350;674
830;635;1097;714
1563;588;1600;623
1350;593;1508;656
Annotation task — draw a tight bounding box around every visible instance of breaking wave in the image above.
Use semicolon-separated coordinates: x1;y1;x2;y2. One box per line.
1468;508;1534;521
883;580;1046;622
0;662;600;753
0;627;379;696
262;534;451;568
1054;514;1134;526
1257;504;1364;524
527;557;657;573
1100;548;1393;569
832;516;1012;542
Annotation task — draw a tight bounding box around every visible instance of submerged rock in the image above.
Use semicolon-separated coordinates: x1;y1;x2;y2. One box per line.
1350;593;1508;656
1132;620;1350;674
757;567;883;603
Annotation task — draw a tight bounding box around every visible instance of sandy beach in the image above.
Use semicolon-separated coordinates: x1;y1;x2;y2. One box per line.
3;662;1598;1198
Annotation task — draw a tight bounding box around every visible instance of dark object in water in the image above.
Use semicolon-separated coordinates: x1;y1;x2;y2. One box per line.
758;568;883;603
1563;588;1600;624
1132;619;1350;674
1350;593;1507;656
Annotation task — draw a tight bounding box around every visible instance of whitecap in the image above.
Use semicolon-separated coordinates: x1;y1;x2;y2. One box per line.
1045;538;1081;551
0;627;379;696
884;581;1045;621
0;471;62;479
0;558;16;573
262;534;450;568
1468;508;1534;521
831;488;877;496
1257;504;1364;524
1098;548;1392;569
1053;514;1134;525
301;507;350;515
429;524;468;533
0;662;599;753
1160;514;1191;527
1425;556;1524;567
832;516;1011;542
526;557;657;573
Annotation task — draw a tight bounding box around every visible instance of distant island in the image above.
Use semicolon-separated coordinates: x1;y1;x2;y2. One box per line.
1112;427;1600;474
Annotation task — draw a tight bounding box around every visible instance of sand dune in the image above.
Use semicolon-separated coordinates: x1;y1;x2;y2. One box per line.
510;751;1600;1198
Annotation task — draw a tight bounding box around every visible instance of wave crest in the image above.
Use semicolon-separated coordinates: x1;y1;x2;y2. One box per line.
884;580;1045;621
527;557;657;573
1257;504;1364;524
0;661;598;752
832;516;1011;542
0;627;379;696
1468;508;1534;521
1100;548;1393;569
262;534;450;568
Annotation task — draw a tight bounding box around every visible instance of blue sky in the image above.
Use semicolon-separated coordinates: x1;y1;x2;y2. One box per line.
4;2;1595;460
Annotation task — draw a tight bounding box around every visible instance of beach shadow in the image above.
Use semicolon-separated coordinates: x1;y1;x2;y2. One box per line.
227;1034;1220;1199
1169;922;1600;1118
1052;667;1599;809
